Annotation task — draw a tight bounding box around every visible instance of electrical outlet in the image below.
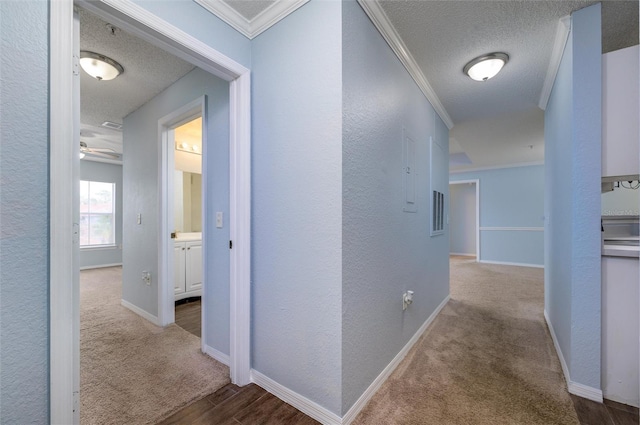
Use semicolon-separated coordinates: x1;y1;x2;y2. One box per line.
142;271;151;286
402;290;414;310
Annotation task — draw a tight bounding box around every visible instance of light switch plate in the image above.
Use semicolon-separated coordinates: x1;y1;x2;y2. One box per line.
216;212;223;228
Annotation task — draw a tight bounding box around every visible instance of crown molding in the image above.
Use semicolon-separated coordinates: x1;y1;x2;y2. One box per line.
449;160;544;174
194;0;309;39
538;15;571;110
357;0;454;129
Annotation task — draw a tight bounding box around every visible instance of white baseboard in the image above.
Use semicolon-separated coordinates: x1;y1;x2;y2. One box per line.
121;299;160;326
250;369;342;425
250;295;451;424
569;381;603;403
544;310;603;403
80;262;122;270
449;252;476;257
204;344;230;366
479;260;544;269
341;294;451;424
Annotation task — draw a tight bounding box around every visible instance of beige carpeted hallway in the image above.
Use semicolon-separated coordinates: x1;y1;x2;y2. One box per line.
353;256;579;425
80;266;229;425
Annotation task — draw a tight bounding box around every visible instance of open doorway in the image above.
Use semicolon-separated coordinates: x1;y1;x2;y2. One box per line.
50;1;251;423
449;180;480;260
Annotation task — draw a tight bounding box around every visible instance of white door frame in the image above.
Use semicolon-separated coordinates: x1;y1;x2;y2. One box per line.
449;179;480;260
158;98;205;328
50;1;251;423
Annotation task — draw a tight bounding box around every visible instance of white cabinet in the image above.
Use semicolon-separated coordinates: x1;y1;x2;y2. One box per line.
602;45;639;177
174;240;202;300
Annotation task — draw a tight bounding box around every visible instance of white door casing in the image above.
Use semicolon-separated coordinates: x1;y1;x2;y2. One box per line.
50;1;252;423
448;179;480;260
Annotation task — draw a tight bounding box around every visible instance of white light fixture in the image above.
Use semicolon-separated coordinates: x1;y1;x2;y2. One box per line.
176;141;202;156
80;51;124;81
79;152;85;159
463;52;509;82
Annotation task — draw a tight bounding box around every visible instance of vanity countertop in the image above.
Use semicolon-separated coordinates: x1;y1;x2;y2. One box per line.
174;232;202;242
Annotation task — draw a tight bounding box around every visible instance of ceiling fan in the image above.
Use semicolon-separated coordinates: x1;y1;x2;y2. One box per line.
80;141;120;159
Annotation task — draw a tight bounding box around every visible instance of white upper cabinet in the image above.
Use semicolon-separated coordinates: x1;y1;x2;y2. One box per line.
602;45;639;177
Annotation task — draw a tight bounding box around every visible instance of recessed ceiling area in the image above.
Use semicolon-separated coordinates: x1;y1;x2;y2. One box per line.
79;8;195;156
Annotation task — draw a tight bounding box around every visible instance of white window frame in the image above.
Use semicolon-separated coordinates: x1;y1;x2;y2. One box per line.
79;180;116;248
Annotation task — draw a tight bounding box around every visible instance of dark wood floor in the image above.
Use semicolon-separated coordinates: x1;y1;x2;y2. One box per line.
175;298;639;425
158;383;320;425
571;395;639;425
175;297;201;337
172;299;319;424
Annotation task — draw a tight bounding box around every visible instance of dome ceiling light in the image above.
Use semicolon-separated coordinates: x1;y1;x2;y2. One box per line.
80;51;124;81
463;52;509;82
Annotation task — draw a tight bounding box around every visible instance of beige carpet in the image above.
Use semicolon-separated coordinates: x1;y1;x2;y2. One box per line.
353;257;579;425
80;266;229;424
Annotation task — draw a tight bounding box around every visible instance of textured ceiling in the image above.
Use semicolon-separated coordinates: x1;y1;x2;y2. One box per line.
79;8;195;154
378;0;638;171
222;0;276;20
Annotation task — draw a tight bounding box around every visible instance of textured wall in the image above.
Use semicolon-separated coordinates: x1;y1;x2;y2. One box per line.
251;0;343;415
449;183;477;256
342;1;450;415
451;165;545;266
123;68;231;355
568;3;601;389
79;161;124;268
544;3;602;390
0;1;50;422
132;0;251;69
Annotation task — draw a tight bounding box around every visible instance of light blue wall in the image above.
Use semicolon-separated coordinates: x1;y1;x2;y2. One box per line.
544;3;602;390
80;161;123;269
451;165;544;266
342;1;450;415
132;0;251;69
0;1;50;423
449;183;476;255
123;68;231;355
251;1;343;415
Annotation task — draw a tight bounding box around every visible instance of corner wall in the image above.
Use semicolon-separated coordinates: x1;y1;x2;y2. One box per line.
450;165;544;267
341;1;450;415
250;1;343;415
544;3;602;395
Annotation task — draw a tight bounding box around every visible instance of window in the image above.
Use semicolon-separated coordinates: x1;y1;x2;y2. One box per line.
80;180;116;247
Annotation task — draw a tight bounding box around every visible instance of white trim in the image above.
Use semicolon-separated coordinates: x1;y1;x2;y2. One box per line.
194;0;309;39
51;3;252;421
229;71;252;386
449;253;476;257
50;2;77;422
569;382;604;403
79;263;122;271
479;260;544;269
539;16;571;110
81;156;123;165
251;370;342;425
544;310;571;388
203;344;230;366
544;311;603;403
121;299;161;326
342;295;451;424
450;160;545;174
449;179;480;261
479;227;544;232
158;97;205;329
357;0;454;130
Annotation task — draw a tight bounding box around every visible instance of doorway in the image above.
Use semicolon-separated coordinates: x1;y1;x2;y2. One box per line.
449;180;480;260
50;1;251;423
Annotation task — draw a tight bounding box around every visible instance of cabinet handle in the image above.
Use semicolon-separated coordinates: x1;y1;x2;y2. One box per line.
182;247;185;250
187;247;190;250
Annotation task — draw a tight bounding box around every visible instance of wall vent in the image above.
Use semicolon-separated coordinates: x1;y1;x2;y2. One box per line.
101;121;123;131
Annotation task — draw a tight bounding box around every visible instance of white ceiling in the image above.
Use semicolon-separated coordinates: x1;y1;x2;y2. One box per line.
81;1;638;169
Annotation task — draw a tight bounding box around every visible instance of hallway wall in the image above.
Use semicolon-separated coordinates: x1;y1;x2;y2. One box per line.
449;183;476;256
